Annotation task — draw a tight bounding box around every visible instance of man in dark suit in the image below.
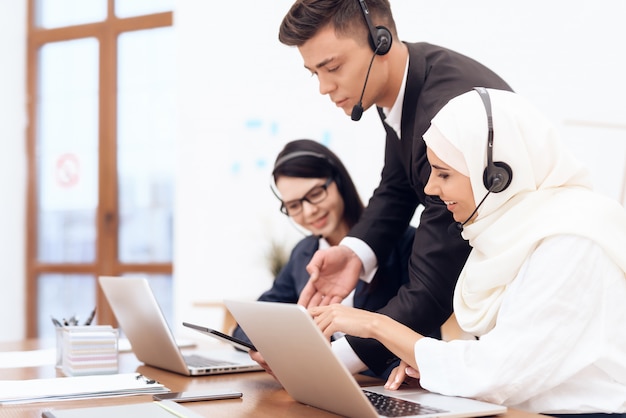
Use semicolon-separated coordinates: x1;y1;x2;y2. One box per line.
278;0;512;376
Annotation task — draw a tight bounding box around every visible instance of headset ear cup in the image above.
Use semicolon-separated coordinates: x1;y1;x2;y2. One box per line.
483;161;513;193
374;26;392;55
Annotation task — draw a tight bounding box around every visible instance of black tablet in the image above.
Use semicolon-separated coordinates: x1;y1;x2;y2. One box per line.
182;321;256;352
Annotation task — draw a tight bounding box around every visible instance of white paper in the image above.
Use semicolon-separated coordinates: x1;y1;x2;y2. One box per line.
0;338;195;369
0;372;169;404
0;348;55;368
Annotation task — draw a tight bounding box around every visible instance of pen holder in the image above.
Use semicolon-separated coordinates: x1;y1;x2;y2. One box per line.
60;325;119;376
55;325;64;368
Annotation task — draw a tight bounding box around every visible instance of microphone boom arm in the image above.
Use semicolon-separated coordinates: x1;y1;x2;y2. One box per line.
351;45;380;121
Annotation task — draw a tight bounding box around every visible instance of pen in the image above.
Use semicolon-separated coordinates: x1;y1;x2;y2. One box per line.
51;316;63;327
84;307;96;325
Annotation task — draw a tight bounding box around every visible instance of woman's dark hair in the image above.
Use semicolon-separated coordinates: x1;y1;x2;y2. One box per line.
279;0;397;47
272;139;364;229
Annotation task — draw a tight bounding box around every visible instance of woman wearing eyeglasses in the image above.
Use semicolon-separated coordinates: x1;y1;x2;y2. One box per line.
232;139;420;378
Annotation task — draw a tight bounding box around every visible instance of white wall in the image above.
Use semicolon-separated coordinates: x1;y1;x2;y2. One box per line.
173;0;387;332
0;1;27;341
394;1;626;201
173;0;626;337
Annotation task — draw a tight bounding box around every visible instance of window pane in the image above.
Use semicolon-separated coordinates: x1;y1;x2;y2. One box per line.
37;38;99;263
123;273;174;327
145;274;174;326
38;274;96;339
115;0;174;18
35;0;107;28
100;274;173;340
117;27;175;263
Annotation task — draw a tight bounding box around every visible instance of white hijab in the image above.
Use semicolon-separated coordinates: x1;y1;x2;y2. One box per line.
424;89;626;335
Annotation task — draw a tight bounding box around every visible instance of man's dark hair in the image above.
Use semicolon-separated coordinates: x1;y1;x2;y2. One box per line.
279;0;397;47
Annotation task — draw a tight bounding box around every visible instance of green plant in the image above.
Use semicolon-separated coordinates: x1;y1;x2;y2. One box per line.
266;239;289;278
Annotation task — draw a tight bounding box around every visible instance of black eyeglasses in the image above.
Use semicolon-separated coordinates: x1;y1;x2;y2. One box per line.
280;178;334;216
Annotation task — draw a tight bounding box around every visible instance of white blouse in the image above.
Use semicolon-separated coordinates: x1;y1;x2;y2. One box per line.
414;235;626;414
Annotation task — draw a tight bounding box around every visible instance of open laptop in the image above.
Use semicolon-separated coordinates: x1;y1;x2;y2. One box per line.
98;276;262;376
224;300;507;418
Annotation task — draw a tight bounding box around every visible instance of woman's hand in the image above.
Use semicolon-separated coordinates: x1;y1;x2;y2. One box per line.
384;361;421;390
310;304;423;374
249;350;278;381
309;304;381;340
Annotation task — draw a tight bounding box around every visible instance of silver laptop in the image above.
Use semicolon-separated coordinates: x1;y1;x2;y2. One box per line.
98;276;262;376
224;300;507;418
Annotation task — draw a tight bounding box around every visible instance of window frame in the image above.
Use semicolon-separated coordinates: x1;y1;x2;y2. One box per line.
25;0;173;336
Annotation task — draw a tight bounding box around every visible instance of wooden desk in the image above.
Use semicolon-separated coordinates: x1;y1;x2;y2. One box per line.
0;339;544;418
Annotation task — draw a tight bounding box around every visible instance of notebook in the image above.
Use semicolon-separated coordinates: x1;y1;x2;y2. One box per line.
98;276;262;376
42;400;205;418
224;300;507;418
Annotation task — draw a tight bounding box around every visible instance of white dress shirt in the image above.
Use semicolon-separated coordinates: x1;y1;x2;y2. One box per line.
333;57;411;374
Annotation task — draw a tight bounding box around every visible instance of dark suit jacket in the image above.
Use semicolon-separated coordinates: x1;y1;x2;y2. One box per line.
232;227;417;348
346;42;513;374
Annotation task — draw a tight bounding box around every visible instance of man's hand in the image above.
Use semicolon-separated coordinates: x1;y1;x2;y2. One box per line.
298;246;363;308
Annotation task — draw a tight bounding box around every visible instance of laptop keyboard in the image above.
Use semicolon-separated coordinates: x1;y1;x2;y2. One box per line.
363;390;448;417
183;354;236;368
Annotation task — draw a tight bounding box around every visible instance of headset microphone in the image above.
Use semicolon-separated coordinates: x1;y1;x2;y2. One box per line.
351;45;380;121
352;0;392;121
448;88;513;236
447;180;499;236
475;87;512;193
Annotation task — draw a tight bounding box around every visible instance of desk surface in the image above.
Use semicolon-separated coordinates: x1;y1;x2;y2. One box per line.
0;339;545;418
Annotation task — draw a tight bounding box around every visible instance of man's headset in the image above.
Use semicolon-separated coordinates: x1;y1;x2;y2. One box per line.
356;0;392;55
351;0;393;121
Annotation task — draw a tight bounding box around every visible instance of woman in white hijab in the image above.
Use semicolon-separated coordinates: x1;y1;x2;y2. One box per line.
310;89;626;415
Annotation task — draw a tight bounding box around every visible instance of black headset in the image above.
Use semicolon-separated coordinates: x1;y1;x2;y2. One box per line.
273;150;334;171
271;150;341;196
356;0;392;55
474;87;513;193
